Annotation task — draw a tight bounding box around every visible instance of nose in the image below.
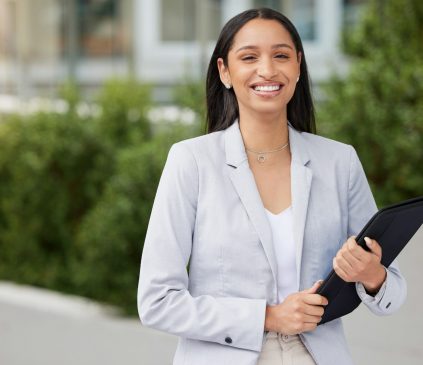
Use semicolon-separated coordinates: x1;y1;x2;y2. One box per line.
257;56;277;79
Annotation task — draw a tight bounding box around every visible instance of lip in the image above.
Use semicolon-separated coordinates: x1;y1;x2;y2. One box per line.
249;82;284;88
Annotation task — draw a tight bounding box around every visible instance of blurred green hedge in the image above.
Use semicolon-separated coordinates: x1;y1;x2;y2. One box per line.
0;110;113;288
318;0;423;206
0;79;200;315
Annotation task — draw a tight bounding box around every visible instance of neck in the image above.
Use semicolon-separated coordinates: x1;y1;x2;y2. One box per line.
238;109;289;152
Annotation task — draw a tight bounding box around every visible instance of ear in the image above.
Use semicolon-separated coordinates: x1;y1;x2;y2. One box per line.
297;51;302;67
217;57;231;86
297;52;303;74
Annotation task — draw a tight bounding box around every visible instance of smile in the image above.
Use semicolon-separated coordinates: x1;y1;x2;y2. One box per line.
250;83;284;98
253;84;281;91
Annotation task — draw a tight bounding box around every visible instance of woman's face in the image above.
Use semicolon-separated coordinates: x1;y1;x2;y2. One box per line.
217;18;301;118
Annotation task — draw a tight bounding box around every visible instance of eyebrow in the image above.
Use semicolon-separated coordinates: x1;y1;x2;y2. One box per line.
235;43;293;53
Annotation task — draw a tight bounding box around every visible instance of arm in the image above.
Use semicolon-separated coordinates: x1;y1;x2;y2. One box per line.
137;143;266;352
343;146;407;315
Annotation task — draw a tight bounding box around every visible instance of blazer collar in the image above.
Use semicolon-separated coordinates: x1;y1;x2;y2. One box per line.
224;119;311;168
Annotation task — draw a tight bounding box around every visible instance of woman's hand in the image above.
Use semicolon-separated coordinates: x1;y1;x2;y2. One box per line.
333;236;387;294
264;281;328;335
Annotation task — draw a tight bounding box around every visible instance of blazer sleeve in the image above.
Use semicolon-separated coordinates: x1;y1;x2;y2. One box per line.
137;142;267;352
347;146;407;315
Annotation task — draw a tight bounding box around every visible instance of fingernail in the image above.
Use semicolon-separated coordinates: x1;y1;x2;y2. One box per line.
364;237;372;245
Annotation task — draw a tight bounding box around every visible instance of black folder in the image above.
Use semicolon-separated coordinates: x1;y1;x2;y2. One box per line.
317;196;423;325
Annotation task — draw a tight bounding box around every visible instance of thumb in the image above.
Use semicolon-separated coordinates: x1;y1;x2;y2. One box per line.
302;280;324;294
364;237;382;258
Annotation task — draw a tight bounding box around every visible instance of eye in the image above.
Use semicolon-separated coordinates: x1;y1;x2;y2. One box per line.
275;54;289;59
241;55;256;61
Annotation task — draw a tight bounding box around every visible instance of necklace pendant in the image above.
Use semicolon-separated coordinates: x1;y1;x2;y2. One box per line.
257;154;266;163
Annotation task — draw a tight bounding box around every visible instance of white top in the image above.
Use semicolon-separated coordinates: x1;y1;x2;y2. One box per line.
265;206;298;303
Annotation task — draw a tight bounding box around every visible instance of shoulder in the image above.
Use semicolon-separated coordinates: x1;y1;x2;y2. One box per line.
299;130;369;184
169;129;225;164
161;130;226;181
294;129;359;168
300;130;353;157
160;134;219;187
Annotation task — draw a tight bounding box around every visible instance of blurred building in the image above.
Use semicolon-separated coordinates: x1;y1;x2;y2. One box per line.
0;0;365;102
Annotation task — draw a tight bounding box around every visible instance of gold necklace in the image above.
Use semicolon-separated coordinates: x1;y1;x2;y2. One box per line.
245;141;289;163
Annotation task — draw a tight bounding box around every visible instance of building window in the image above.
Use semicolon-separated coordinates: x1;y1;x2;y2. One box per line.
78;0;121;57
161;0;222;42
343;0;366;29
290;0;316;41
0;0;17;62
60;0;132;59
253;0;316;41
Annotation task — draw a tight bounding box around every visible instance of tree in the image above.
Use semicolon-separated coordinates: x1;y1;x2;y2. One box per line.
318;0;423;206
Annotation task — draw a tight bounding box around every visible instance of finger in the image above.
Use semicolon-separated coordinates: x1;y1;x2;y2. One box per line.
338;238;364;262
302;303;325;317
302;313;322;324
348;235;357;245
335;252;354;272
346;236;358;251
334;258;353;277
302;280;324;294
336;250;365;276
345;238;368;261
364;237;382;258
303;294;328;307
341;249;362;269
333;257;350;281
301;322;318;333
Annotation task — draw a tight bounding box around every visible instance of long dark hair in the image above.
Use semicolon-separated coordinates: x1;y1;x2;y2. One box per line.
205;8;316;134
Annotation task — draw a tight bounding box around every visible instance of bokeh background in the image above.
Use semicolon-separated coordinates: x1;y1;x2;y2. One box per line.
0;0;422;364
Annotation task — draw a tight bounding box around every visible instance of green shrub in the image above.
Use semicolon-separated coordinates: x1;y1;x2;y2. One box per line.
0;111;114;289
318;0;423;206
95;78;154;147
173;78;207;134
0;76;203;313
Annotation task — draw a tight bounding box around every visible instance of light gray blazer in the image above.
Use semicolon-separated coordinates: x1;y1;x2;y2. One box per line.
137;119;407;365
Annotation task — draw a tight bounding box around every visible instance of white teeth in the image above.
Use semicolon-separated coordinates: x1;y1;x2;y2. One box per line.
254;85;281;91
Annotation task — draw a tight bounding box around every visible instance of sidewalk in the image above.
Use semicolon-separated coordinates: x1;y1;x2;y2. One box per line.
0;283;177;365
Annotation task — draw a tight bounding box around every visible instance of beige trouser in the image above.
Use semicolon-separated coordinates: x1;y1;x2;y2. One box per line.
257;331;316;365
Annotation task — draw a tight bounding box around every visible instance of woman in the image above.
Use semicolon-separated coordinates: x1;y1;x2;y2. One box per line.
137;8;407;365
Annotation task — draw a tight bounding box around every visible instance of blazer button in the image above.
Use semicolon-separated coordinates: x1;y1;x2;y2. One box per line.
225;337;232;344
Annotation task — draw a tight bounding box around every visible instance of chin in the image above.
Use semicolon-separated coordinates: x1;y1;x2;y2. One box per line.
250;102;287;116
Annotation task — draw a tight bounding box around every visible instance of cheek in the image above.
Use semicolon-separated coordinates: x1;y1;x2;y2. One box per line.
283;60;300;77
232;76;254;98
288;66;300;80
231;69;251;86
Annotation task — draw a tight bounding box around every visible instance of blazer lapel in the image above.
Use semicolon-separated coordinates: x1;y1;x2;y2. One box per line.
224;120;313;296
288;124;312;290
224;121;279;293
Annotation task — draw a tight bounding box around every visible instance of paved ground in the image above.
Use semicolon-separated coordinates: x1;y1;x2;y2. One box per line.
1;227;422;365
0;289;177;365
